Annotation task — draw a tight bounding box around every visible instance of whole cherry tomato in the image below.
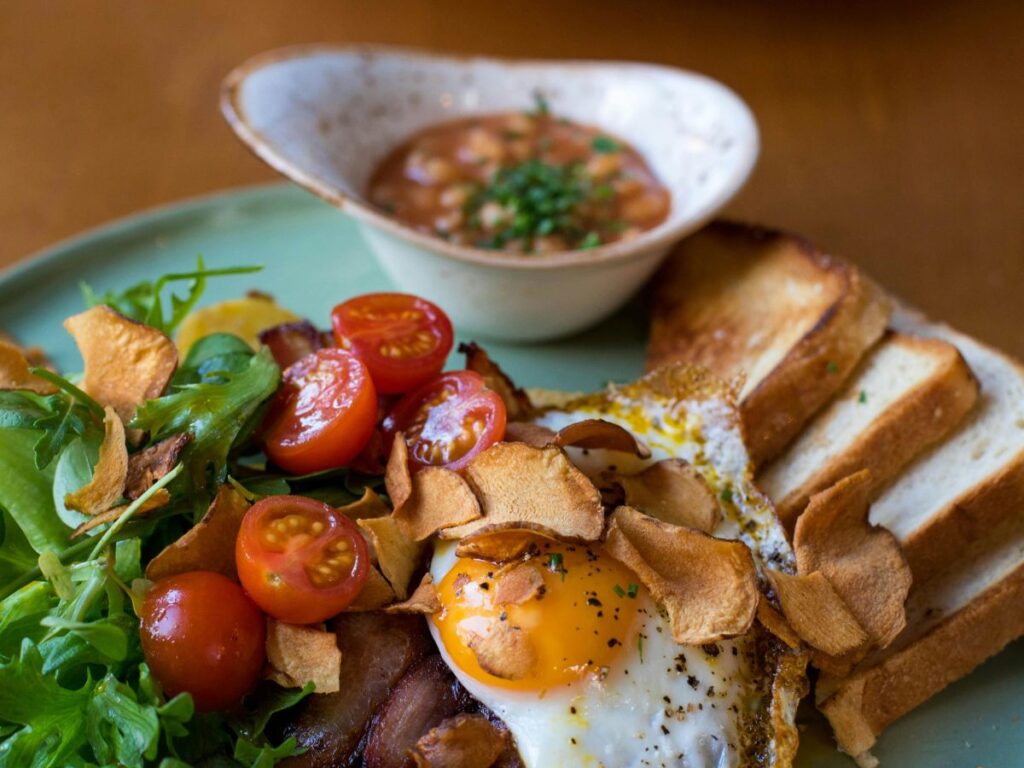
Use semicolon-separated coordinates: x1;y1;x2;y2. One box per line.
236;495;370;624
383;370;506;472
263;348;378;474
331;293;454;395
139;571;265;712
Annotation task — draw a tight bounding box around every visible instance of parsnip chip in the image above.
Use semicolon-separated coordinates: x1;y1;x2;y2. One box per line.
413;713;510;768
552;418;651;459
493;561;545;605
457;620;537;681
604;505;759;645
453;522;559;563
337;487;391;520
393;466;482;541
0;331;55;372
64;305;178;424
145;485;249;581
616;459;722;533
357;515;424;600
384;433;413;510
125;433;191;500
441;443;604;541
347;564;397;611
265;619;341;694
70;488;171;539
794;470;912;650
766;570;869;657
756;595;802;649
502;422;556;448
64;407;128;515
385;573;441;615
460;342;536;421
0;340;57;394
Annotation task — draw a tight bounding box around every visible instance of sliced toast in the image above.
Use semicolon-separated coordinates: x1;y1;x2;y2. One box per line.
759;331;979;529
867;306;1024;584
647;221;891;465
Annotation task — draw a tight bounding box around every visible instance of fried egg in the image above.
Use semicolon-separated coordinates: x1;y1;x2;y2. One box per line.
428;368;804;768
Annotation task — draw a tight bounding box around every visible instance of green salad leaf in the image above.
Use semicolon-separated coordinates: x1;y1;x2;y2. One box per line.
81;257;262;337
0;429;65;553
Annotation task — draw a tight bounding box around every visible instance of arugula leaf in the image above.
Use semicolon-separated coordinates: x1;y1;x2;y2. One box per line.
86;673;160;765
173;332;257;386
0;640;93;767
132;347;279;505
81;257;262;336
0;583;54;658
0;429;65;553
0;512;39;587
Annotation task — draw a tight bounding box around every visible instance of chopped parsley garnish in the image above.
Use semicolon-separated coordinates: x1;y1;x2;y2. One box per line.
826;361;840;375
719;488;733;503
591;135;620;154
858;390;868;404
465;159;616;251
627;583;639;598
613;584;626;598
547;552;567;580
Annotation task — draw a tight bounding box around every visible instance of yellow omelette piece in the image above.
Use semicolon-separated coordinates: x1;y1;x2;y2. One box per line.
175;295;299;354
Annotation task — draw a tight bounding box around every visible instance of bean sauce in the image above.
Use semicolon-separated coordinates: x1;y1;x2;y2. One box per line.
367;108;671;254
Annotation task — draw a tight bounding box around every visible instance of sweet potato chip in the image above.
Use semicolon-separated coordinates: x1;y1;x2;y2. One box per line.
794;470;912;650
616;459;722;533
145;485;249;581
385;432;413;510
124;433;191;500
493;561;545;605
453;522;558;563
393;466;482;541
0;340;57;394
385;573;441;615
460;342;536;421
357;515;424;600
337;487;391;521
441;443;604;541
457;620;537;680
265;619;341;694
756;595;802;649
604;505;759;645
766;569;869;657
347;565;398;611
502;422;556;448
413;713;510;768
64;407;128;515
70;489;171;539
64;305;178;424
552;419;651;459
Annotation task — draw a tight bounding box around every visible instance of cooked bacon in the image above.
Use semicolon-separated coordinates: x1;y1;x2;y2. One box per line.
363;656;471;768
258;320;327;370
412;713;509;768
125;433;192;499
274;613;431;768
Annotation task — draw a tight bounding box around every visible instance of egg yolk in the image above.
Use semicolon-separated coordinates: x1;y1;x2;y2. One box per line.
433;542;644;691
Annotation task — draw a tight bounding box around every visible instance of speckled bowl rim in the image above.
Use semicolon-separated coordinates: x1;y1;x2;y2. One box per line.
221;43;759;272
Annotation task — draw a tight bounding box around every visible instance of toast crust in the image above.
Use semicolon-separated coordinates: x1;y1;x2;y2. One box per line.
647;221;891;465
762;332;980;529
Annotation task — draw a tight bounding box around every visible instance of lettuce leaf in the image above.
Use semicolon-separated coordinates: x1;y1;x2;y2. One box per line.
0;430;65;553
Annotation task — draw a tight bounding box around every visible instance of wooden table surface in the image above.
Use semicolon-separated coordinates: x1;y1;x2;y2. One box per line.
2;0;1021;355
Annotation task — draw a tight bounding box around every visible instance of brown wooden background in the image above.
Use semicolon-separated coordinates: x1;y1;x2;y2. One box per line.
2;1;1021;355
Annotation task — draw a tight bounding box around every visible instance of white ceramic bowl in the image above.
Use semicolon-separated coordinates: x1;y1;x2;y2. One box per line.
222;45;758;341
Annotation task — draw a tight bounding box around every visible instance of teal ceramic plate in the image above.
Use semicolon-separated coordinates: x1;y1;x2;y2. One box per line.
2;183;1020;767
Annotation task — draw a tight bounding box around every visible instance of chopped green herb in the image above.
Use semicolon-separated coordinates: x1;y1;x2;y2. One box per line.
719;488;733;503
579;232;602;249
627;583;639;598
547;552;566;580
591;135;620;154
613;584;625;598
858;390;868;404
531;90;550;116
826;361;839;375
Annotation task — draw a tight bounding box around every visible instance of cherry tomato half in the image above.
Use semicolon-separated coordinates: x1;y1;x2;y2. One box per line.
383;370;507;472
263;348;378;475
236;495;370;625
331;293;454;395
139;571;265;712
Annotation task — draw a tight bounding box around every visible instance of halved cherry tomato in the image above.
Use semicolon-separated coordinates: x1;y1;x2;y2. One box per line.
263;348;378;474
331;293;454;395
235;495;370;624
139;571;265;712
383;370;507;472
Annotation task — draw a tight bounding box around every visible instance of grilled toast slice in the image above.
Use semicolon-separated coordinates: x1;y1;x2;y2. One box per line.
759;331;979;529
647;221;891;465
867;307;1024;584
